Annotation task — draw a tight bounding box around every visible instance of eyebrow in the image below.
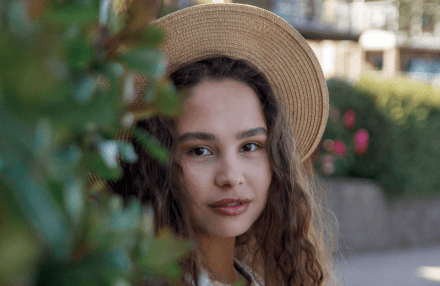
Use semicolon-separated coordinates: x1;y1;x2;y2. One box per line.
177;127;268;143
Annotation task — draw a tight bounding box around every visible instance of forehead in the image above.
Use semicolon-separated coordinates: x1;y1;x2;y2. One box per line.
175;79;267;136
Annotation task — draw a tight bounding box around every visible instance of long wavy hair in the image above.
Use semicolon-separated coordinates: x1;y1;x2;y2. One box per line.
112;56;342;286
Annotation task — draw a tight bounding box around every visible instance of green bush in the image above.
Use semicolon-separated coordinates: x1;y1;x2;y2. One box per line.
316;78;440;204
0;1;192;285
357;72;440;126
378;105;440;203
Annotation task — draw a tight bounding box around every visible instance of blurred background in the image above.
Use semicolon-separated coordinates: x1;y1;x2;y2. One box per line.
161;0;440;285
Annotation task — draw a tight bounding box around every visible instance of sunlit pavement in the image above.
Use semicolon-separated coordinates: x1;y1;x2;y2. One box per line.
335;243;440;286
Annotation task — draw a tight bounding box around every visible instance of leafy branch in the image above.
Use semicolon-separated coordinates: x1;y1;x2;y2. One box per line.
0;0;188;285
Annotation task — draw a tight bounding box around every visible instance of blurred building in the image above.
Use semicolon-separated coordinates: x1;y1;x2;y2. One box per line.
359;0;440;86
271;0;363;81
171;0;440;85
269;0;440;85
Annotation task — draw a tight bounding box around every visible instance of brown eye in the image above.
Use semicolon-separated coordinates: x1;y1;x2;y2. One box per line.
190;147;211;156
241;143;258;152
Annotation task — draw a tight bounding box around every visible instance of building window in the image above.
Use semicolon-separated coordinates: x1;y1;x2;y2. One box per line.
406;57;440;81
366;51;383;71
398;1;412;32
422;12;434;33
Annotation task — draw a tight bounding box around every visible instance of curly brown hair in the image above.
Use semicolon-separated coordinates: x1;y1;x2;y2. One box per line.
112;57;342;286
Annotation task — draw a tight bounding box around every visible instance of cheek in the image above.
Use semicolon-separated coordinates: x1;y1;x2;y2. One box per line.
260;160;272;206
181;161;211;203
248;158;272;203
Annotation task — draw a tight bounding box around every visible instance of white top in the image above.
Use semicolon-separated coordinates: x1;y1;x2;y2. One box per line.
190;259;264;286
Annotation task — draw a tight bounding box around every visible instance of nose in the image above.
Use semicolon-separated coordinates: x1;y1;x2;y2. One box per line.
214;152;244;188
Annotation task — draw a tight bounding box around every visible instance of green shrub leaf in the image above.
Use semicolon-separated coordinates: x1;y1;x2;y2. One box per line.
34;118;53;157
68;37;94;71
117;142;138;163
153;80;181;117
93;152;123;181
118;48;165;79
74;76;97;103
46;4;98;26
11;165;70;260
64;176;84;227
132;127;169;164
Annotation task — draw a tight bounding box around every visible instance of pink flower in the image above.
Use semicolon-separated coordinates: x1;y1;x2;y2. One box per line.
322;139;334;152
344;109;356;130
321;154;335;175
332;140;347;156
354;129;369;156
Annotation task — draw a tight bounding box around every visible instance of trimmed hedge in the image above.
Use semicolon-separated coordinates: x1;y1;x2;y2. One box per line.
315;77;440;204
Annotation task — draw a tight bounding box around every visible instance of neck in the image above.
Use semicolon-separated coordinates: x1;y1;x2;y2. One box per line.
198;235;238;284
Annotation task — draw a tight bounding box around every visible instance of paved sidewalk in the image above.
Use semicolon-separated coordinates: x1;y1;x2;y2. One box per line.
335;243;440;286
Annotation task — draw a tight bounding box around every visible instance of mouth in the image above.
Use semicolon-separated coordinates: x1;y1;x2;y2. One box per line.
208;198;251;216
208;198;251;208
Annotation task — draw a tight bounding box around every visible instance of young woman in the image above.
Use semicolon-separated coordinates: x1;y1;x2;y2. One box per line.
111;4;341;286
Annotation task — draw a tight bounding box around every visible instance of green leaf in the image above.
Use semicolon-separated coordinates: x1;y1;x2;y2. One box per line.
63;24;81;42
57;145;82;165
68;37;94;71
0;220;42;284
118;47;165;79
138;228;192;280
0;154;4;171
141;206;155;237
93;152;123;181
74;76;97;103
7;0;39;38
132;127;169;164
45;177;64;207
112;277;131;286
105;62;125;79
153;80;181;117
9;165;70;260
98;140;119;168
64;176;84;227
33;118;53;157
141;25;164;46
101;246;132;272
46;4;98;26
109;198;141;231
46;92;120;130
108;195;124;212
117;142;138;163
107;5;126;35
49;145;82;180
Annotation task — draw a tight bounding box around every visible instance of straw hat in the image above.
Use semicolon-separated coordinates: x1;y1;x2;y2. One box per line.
148;3;329;162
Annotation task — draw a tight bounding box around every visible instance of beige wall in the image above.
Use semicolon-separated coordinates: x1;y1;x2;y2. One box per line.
307;39;363;82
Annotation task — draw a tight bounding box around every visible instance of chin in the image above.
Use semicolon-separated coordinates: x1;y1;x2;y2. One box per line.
204;221;252;238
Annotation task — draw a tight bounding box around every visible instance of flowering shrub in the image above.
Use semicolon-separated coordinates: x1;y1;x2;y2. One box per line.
314;79;397;179
314;78;440;203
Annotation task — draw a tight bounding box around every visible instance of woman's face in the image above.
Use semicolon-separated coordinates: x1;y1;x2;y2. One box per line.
175;79;272;238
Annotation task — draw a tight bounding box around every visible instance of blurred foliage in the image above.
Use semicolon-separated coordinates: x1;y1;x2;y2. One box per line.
315;78;440;204
357;72;440;127
314;79;397;179
0;0;193;285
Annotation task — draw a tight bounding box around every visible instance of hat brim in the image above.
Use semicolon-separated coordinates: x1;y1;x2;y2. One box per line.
154;3;328;162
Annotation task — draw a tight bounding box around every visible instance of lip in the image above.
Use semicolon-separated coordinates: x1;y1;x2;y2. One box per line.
209;198;251;216
209;198;251;208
